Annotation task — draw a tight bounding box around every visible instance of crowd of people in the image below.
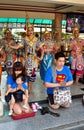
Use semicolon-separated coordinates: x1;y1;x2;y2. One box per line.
0;23;84;116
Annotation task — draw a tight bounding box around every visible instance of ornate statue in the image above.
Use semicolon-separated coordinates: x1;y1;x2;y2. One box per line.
70;26;84;86
40;27;54;81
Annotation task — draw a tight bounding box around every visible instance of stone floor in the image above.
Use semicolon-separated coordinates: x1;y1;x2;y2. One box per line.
0;71;84;130
0;98;84;130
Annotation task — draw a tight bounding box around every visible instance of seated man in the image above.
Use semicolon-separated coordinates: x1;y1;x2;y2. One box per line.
44;52;73;109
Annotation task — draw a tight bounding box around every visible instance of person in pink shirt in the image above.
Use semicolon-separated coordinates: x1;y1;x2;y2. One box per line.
70;27;84;86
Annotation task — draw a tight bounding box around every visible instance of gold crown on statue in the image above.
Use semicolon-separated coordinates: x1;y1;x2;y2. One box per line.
25;11;34;30
27;21;34;29
44;27;50;35
4;28;11;35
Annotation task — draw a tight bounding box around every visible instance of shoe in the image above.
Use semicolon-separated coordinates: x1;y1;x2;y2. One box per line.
23;105;28;110
35;102;42;110
8;110;13;116
31;103;37;112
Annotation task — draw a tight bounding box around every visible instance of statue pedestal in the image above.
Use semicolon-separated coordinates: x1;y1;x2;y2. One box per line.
0;71;7;103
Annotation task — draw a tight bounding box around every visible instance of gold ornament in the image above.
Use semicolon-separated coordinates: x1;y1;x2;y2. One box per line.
27;22;34;29
44;26;50;35
25;36;37;47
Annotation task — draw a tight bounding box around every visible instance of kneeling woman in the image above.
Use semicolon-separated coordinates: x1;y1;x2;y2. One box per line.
5;61;31;115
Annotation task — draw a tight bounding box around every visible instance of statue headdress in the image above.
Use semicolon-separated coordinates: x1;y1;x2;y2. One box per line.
27;21;34;29
44;26;50;35
24;12;34;31
4;28;11;35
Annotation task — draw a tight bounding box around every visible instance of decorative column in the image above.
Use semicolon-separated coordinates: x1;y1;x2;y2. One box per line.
54;13;63;39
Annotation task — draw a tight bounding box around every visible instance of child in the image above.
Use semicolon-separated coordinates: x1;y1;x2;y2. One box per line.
5;74;29;115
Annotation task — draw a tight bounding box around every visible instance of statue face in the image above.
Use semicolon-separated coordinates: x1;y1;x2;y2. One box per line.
73;28;79;38
27;27;34;36
44;33;51;41
5;32;11;39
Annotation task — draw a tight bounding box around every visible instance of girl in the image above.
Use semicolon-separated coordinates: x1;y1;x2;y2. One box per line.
5;73;29;115
6;61;31;115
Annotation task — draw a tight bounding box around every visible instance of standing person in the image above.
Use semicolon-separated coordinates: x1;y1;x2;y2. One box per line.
0;28;16;74
5;73;29;115
40;28;54;81
44;52;73;109
6;61;30;115
69;27;84;86
9;23;40;94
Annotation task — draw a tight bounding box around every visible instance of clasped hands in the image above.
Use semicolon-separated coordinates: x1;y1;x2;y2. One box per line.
59;81;66;86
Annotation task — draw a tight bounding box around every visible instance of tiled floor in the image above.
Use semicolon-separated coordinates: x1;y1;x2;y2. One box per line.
0;71;84;130
0;98;84;130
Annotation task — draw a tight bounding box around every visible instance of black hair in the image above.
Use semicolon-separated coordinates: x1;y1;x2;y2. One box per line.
12;61;26;80
54;52;65;60
15;73;26;82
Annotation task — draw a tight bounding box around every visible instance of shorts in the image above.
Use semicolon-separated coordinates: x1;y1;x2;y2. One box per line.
5;93;12;103
13;89;25;102
5;90;25;103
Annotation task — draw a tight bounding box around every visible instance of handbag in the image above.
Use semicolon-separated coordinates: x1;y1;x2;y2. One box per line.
53;87;72;105
52;65;72;105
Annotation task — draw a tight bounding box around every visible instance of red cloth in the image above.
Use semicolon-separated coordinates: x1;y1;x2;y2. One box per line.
11;111;35;120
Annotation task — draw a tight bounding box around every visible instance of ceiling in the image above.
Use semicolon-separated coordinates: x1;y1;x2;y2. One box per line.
0;0;84;20
0;0;84;14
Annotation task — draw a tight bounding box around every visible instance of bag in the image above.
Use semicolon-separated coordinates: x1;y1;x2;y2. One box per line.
52;65;72;105
53;87;72;105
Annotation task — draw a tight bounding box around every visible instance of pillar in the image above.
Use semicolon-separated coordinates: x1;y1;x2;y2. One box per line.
54;13;63;39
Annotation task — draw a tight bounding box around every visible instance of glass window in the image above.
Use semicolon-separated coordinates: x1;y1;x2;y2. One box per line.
0;18;52;25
